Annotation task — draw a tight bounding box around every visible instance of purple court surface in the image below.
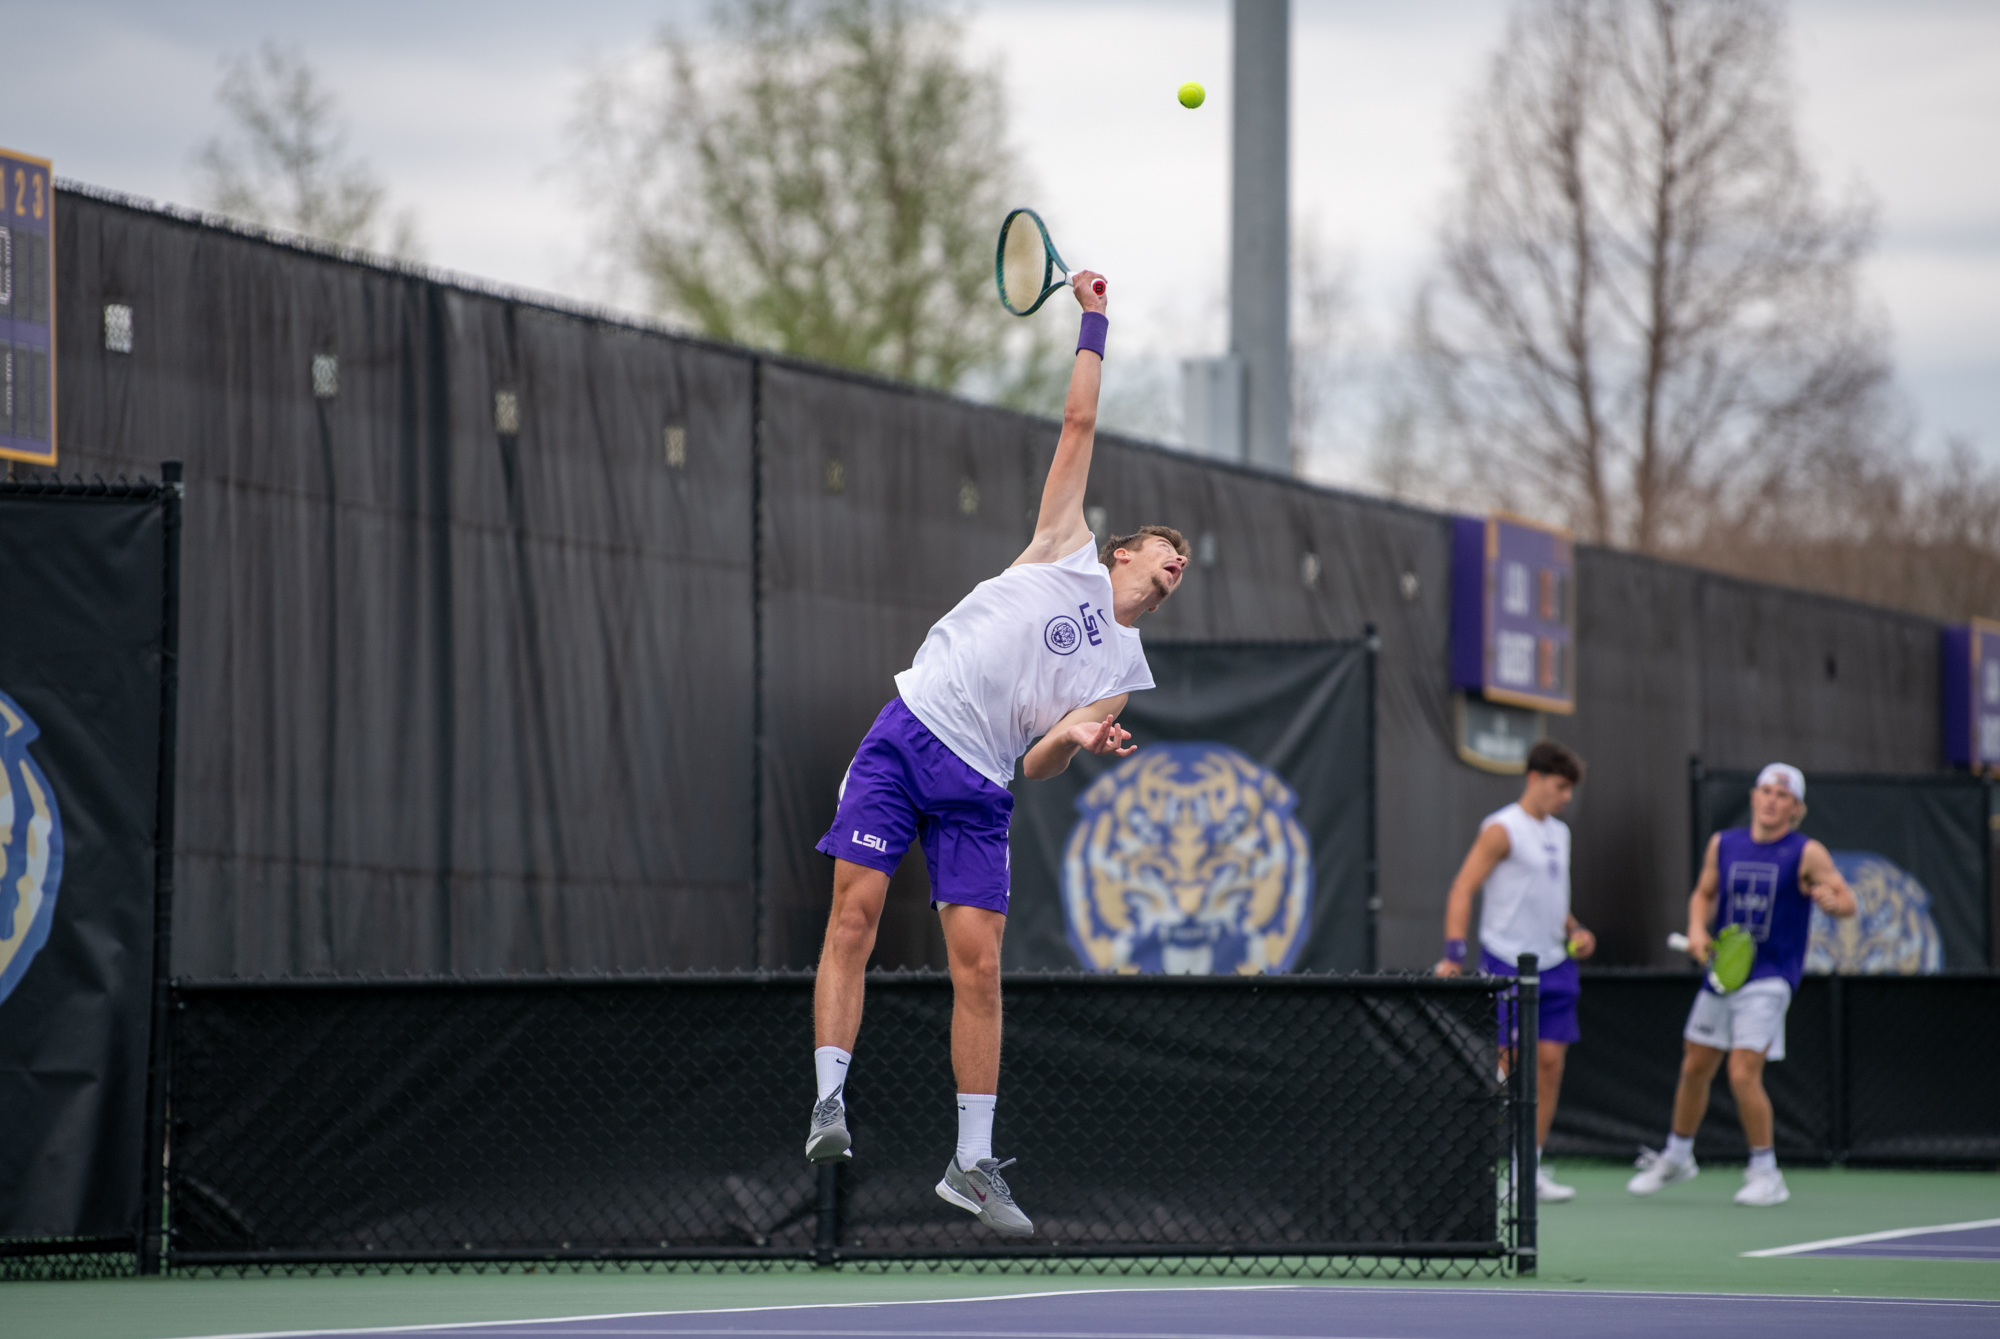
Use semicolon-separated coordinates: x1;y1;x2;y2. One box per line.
201;1284;2000;1339
1744;1219;2000;1261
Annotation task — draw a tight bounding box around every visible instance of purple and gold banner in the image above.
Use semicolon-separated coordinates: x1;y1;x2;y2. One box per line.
1941;618;2000;771
0;147;56;468
1451;512;1576;715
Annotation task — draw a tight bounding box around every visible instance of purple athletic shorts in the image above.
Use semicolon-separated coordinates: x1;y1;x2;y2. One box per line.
1485;950;1582;1046
814;697;1015;914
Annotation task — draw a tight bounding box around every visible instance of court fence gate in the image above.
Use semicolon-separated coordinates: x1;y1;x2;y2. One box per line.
147;966;1542;1277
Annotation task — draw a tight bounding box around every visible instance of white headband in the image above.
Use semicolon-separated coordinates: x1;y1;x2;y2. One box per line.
1757;763;1805;802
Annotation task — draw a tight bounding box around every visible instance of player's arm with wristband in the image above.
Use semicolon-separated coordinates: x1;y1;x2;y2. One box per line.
1435;821;1512;976
1798;840;1858;918
1010;271;1109;570
1684;833;1723;964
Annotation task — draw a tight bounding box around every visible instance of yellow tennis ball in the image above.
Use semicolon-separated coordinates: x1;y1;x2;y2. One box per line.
1178;81;1205;109
1567;936;1585;957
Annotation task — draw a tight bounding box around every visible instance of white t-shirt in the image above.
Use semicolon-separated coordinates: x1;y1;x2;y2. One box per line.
895;538;1155;788
1476;801;1572;967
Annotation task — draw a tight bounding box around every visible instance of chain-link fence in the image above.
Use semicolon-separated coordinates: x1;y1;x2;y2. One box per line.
163;972;1531;1275
1547;971;2000;1167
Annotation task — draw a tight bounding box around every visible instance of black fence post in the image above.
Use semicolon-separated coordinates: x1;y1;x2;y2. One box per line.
1687;756;1705;907
814;1162;839;1267
138;461;184;1276
1363;625;1380;972
1828;974;1848;1162
1515;952;1539;1278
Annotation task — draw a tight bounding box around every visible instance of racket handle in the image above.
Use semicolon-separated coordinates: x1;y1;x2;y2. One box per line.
1092;279;1105;295
1665;932;1690;953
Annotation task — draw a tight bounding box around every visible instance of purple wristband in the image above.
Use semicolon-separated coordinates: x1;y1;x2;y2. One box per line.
1076;310;1108;359
1444;938;1468;964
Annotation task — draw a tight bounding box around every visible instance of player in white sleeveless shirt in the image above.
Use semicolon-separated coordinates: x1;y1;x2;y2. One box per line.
804;270;1192;1237
1435;741;1595;1202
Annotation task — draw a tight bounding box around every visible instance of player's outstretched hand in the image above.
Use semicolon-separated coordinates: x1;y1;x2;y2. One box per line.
1071;270;1107;314
1073;712;1134;759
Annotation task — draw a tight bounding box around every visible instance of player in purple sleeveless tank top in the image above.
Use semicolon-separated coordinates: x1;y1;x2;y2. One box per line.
1627;764;1855;1207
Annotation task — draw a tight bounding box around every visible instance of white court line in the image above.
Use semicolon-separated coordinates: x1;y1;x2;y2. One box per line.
170;1286;1301;1339
1742;1216;2000;1258
172;1284;2000;1339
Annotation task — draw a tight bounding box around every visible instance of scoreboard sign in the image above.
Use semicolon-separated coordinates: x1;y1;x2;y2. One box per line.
1941;619;2000;772
0;148;55;468
1451;512;1576;715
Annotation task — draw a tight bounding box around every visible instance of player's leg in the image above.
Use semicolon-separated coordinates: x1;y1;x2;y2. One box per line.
1535;1040;1567;1148
804;859;889;1162
815;859;891;1051
1726;1047;1773;1147
1532;958;1582;1201
1724;982;1792;1205
1672;1040;1727;1135
939;902;1005;1096
919;783;1032;1236
934;902;1030;1234
1628;1037;1724;1195
806;705;923;1163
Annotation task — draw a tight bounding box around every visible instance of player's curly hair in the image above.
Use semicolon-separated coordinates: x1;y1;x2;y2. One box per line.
1099;525;1190;568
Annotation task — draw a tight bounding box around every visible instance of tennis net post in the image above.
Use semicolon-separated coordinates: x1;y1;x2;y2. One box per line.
1515;952;1538;1277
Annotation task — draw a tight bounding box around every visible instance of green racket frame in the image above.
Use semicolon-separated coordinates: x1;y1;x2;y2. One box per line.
995;207;1071;316
1706;924;1756;994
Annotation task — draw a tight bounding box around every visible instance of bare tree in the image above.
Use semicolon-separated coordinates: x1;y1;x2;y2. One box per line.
1683;436;2000;622
195;44;420;257
1394;0;1893;551
571;0;1038;395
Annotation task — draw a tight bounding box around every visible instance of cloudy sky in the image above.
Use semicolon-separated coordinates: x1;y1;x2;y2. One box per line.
12;0;1998;477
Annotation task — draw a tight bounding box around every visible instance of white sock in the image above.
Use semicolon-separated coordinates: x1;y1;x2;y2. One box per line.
1665;1132;1695;1163
955;1093;996;1168
814;1046;851;1103
1748;1145;1777;1175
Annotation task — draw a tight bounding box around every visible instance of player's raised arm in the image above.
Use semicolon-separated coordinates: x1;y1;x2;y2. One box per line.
1012;272;1109;568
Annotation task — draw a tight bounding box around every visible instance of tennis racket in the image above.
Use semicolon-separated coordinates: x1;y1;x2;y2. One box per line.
1665;929;1754;993
996;208;1103;316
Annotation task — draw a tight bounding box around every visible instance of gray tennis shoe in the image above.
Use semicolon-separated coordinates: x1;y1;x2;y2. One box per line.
936;1156;1034;1236
805;1090;852;1163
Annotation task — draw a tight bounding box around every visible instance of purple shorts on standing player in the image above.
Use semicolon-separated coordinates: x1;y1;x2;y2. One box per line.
1484;949;1582;1046
815;697;1014;914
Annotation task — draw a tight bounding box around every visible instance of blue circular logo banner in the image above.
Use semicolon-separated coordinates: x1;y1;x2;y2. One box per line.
1809;851;1942;975
1062;742;1313;974
0;689;64;1007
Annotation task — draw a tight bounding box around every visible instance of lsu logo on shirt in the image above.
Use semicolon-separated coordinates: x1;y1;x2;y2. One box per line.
1062;743;1312;974
0;689;65;1007
1044;603;1110;656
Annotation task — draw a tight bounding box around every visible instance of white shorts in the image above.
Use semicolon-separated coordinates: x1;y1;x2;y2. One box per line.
1683;978;1792;1060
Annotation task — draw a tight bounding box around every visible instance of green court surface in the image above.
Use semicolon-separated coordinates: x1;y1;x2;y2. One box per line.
8;1163;1996;1339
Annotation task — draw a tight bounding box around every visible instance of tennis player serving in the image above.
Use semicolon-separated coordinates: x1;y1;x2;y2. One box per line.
804;271;1189;1237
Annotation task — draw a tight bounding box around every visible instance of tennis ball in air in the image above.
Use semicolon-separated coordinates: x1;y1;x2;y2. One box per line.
1178;81;1205;109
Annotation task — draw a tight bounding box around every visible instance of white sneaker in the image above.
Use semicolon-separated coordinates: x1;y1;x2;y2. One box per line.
1734;1168;1789;1207
1536;1166;1577;1203
1626;1147;1699;1195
